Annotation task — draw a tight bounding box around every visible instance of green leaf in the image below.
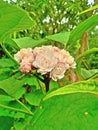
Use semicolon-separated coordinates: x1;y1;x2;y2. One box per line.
4;37;20;50
0;1;33;42
80;68;98;79
43;80;98;101
0;77;24;96
14;116;32;130
0;68;11;81
13;37;48;48
69;14;98;43
78;4;98;16
0;100;30;118
0;58;16;68
13;32;70;49
0;104;25;118
14;87;26;99
0;116;13;130
28;93;98;130
22;75;39;87
0;95;13;103
76;48;98;79
24;90;43;106
46;31;70;45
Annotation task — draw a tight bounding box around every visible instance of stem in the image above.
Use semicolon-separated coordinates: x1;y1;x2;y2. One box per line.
0;103;33;116
30;72;44;83
34;73;44;82
31;72;50;92
16;74;25;80
43;75;50;92
14;97;33;115
36;78;45;94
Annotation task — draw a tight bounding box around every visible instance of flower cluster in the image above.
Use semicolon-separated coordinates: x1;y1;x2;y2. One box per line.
14;46;76;81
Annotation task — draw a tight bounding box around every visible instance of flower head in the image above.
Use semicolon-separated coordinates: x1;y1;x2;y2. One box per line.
14;48;34;63
33;46;57;74
14;46;76;80
50;62;69;81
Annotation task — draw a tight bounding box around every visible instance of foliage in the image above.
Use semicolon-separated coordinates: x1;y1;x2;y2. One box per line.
8;0;91;39
0;0;34;42
28;93;98;130
0;0;98;130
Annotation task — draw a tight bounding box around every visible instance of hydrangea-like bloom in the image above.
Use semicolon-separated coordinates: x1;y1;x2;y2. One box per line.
19;59;32;73
33;46;57;74
14;46;76;81
14;48;34;73
50;62;69;81
14;48;34;63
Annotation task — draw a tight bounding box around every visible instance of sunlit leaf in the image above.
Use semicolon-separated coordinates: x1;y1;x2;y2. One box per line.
78;4;98;15
80;68;98;79
13;37;48;48
0;77;24;96
0;68;11;81
76;48;98;79
0;95;13;103
46;31;70;45
0;1;33;42
69;14;98;43
24;90;43;106
0;58;16;68
4;38;20;50
28;93;98;130
43;80;98;101
14;87;26;99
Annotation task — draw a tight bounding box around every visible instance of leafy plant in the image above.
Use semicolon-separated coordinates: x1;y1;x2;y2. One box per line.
0;1;98;130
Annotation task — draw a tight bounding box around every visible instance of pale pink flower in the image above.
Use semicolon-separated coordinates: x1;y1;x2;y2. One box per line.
57;49;76;69
14;48;34;73
66;55;74;64
57;49;70;63
70;62;76;68
19;62;32;73
33;46;57;75
50;62;69;81
19;48;33;58
14;46;76;80
33;46;54;55
66;55;76;68
14;48;34;63
14;51;21;63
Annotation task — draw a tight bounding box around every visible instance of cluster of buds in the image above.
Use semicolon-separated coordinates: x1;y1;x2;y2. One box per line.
14;46;76;81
